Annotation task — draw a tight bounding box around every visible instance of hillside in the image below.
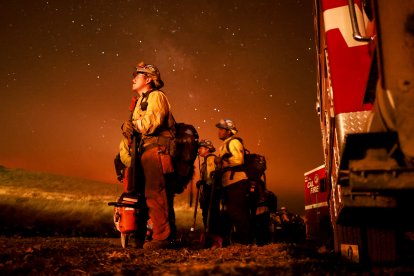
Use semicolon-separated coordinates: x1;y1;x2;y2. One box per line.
2;166;414;275
0;166;198;237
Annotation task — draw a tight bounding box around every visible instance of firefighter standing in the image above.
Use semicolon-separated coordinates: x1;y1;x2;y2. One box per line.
197;139;222;248
121;62;176;250
215;119;253;245
251;180;272;245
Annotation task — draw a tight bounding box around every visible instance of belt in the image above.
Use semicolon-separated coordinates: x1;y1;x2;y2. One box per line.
142;135;172;153
223;165;244;180
142;143;159;153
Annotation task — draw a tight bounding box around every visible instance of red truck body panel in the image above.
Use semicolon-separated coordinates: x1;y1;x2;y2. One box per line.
320;0;373;114
304;165;329;239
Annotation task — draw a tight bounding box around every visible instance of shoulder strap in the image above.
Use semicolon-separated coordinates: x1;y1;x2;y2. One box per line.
143;90;176;137
206;153;216;159
225;136;243;154
142;89;155;98
129;96;139;121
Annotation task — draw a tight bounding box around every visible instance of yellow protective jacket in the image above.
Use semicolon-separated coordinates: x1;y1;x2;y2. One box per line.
119;137;131;167
132;90;175;145
218;136;248;187
201;154;217;186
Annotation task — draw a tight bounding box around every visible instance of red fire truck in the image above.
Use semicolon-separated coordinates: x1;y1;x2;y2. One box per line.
310;0;414;263
304;165;330;243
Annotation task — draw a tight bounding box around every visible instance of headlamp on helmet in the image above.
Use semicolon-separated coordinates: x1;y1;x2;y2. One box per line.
198;139;216;153
132;61;164;89
215;119;238;134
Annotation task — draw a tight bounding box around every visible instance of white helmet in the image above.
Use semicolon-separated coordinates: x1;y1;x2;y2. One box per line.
215;119;238;134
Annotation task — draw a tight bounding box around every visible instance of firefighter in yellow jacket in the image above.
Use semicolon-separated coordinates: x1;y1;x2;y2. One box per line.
197;139;222;248
215;119;253;244
121;61;176;250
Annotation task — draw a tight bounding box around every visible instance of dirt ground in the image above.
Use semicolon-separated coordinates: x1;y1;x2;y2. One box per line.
1;235;414;275
1;168;414;275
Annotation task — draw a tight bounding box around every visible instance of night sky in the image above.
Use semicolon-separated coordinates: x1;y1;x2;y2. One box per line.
0;0;322;214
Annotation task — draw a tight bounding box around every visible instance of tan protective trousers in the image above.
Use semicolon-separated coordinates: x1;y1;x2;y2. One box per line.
141;146;172;241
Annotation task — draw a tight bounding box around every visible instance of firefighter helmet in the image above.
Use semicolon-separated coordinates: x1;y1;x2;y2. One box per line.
198;139;216;153
215;119;238;134
133;61;164;89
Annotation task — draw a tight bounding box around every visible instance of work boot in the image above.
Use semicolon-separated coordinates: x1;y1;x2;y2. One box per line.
210;235;223;249
143;239;170;250
200;233;223;249
134;239;144;249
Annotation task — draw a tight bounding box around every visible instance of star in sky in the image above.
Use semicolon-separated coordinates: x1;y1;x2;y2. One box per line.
0;0;321;214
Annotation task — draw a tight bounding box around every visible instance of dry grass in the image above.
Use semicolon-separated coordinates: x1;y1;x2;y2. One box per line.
0;166;202;237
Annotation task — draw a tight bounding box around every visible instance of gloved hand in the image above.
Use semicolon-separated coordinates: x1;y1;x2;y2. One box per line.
196;180;206;189
121;120;134;138
214;156;222;165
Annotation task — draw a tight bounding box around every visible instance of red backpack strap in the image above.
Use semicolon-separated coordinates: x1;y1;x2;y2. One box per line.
129;96;138;112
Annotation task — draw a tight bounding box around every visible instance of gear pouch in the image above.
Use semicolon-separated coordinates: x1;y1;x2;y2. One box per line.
159;153;174;174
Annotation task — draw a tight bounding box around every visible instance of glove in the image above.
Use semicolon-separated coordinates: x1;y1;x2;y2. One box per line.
121;121;134;138
196;180;206;189
214;156;221;165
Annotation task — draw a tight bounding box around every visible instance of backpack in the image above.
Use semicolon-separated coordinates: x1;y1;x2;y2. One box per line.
225;137;267;182
171;122;199;193
244;149;267;181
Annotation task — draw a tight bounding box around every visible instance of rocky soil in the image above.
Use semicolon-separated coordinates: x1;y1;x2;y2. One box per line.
2;236;414;275
1;168;414;275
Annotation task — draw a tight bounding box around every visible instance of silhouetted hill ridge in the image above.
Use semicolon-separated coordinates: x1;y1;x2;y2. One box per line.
0;165;120;197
